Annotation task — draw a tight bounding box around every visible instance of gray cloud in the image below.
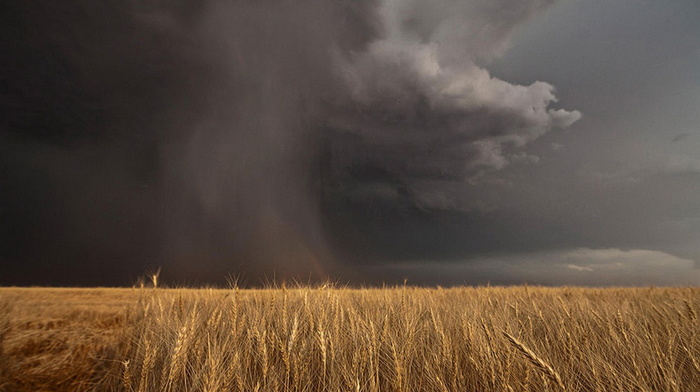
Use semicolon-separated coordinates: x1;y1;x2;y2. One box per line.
672;133;692;143
322;0;580;211
367;248;700;286
379;0;558;63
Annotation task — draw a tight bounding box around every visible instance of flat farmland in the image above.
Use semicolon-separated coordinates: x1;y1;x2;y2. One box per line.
1;286;698;391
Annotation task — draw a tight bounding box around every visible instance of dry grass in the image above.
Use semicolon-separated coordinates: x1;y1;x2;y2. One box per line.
1;285;699;391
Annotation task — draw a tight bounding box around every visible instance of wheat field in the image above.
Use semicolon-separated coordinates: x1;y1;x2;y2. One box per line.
1;285;698;391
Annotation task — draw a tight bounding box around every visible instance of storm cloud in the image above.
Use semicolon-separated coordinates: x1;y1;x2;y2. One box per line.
324;0;580;209
2;0;385;285
4;0;695;287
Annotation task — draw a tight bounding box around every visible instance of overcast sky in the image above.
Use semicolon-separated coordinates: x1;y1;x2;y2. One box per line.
1;0;699;286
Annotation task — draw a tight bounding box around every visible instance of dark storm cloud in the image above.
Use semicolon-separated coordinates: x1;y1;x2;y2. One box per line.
1;1;214;285
1;0;384;285
1;0;583;286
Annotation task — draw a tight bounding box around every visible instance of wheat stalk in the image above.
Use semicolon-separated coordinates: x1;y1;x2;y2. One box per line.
502;331;565;390
138;332;156;392
318;326;327;387
684;300;697;321
167;323;191;387
122;360;133;392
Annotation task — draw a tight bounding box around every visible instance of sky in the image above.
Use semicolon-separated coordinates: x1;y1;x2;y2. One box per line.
1;0;699;287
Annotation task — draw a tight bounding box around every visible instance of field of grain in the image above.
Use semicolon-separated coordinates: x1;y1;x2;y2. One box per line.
1;285;698;391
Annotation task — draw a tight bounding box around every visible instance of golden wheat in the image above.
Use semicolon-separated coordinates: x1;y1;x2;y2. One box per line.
1;286;699;391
